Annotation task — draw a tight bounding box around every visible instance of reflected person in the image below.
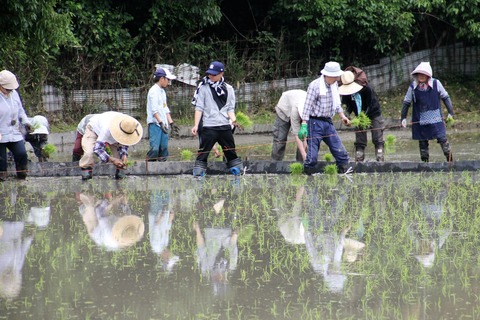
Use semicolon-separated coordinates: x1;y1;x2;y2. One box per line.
148;190;179;272
78;191;145;251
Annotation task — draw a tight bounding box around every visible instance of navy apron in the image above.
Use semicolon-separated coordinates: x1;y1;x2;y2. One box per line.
411;80;446;140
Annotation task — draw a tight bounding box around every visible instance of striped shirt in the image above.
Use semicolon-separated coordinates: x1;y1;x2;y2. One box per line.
302;77;343;121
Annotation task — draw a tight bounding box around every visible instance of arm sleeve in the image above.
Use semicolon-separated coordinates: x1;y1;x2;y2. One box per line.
401;86;413;119
436;81;454;115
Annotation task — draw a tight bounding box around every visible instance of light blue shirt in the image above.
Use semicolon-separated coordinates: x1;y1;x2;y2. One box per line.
147;84;171;128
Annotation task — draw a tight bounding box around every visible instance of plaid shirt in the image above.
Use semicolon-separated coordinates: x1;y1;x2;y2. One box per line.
302;77;342;121
93;141;128;163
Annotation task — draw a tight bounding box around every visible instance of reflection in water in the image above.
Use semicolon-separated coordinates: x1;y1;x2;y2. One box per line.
193;184;239;297
0;222;33;300
0;185;51;300
407;187;452;268
78;190;145;251
302;183;365;293
149;190;179;272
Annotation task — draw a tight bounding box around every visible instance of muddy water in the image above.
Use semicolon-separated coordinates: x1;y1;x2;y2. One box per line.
1;172;480;319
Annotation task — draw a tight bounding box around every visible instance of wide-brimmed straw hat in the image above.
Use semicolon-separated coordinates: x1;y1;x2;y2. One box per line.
338;71;364;95
109;114;143;146
411;62;432;77
112;215;145;248
320;61;344;77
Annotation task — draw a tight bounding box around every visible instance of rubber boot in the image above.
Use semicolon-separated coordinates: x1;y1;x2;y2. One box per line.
226;158;243;176
337;163;352;174
81;167;93;180
375;146;384;162
115;169;126;180
354;146;365;162
16;167;28;180
193;160;207;177
440;140;453;162
419;141;429;163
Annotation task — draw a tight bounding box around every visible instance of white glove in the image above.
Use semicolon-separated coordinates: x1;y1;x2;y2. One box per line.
401;119;407;128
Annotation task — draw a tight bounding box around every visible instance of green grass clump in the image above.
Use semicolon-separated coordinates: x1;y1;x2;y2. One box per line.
385;134;396;154
350;112;372;130
236;112;253;129
445;116;456;127
324;164;338;175
324;153;334;162
43;143;56;157
180;149;193;161
289;162;304;175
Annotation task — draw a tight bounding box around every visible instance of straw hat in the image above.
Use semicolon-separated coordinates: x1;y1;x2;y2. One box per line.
111;215;145;248
338;71;364;95
343;238;365;263
109;114;143;146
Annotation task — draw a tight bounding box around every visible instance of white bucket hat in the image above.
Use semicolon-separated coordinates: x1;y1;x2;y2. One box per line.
338;71;364;95
320;62;344;77
30;115;50;135
0;70;19;90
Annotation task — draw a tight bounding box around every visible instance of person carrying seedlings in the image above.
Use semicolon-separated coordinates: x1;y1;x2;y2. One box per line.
271;89;308;162
146;67;179;162
24;115;50;162
401;62;454;162
298;61;351;175
79;111;143;180
0;70;33;180
191;61;243;177
338;67;385;162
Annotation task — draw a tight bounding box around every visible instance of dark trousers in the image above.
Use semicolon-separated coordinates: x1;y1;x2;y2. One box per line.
354;115;385;149
196;127;239;163
271;115;303;162
0;140;28;176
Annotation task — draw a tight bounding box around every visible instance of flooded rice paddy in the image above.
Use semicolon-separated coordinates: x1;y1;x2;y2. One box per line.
1;171;480;319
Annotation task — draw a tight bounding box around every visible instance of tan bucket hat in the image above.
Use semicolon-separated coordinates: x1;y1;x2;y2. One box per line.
338;71;364;95
0;70;19;90
112;215;145;248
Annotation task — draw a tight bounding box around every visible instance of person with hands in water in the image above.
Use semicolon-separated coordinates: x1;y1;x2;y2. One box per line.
401;62;454;162
146;67;179;162
191;61;243;177
298;61;351;175
79;111;143;180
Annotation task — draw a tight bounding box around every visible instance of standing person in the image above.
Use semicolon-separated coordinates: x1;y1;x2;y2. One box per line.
298;62;351;175
401;62;454;162
191;61;243;177
271;89;308;162
146;67;178;162
0;70;32;180
79;111;143;180
72;114;96;162
338;67;385;162
24;115;50;162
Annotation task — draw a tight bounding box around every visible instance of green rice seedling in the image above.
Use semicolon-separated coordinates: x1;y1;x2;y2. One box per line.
43;143;56;157
289;162;303;175
350;112;372;129
324;164;338;175
180;149;193;161
384;134;396;154
324;153;334;162
445;115;455;126
235;111;253;129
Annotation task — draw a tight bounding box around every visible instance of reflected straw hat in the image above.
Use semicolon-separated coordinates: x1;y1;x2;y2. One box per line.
109;114;143;146
112;216;145;248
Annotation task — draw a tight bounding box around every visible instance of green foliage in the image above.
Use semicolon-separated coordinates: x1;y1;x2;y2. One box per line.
324;164;338;175
289;163;304;175
350;112;372;130
324;153;334;162
43;143;57;157
180;149;193;161
385;134;397;154
236;112;253;129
